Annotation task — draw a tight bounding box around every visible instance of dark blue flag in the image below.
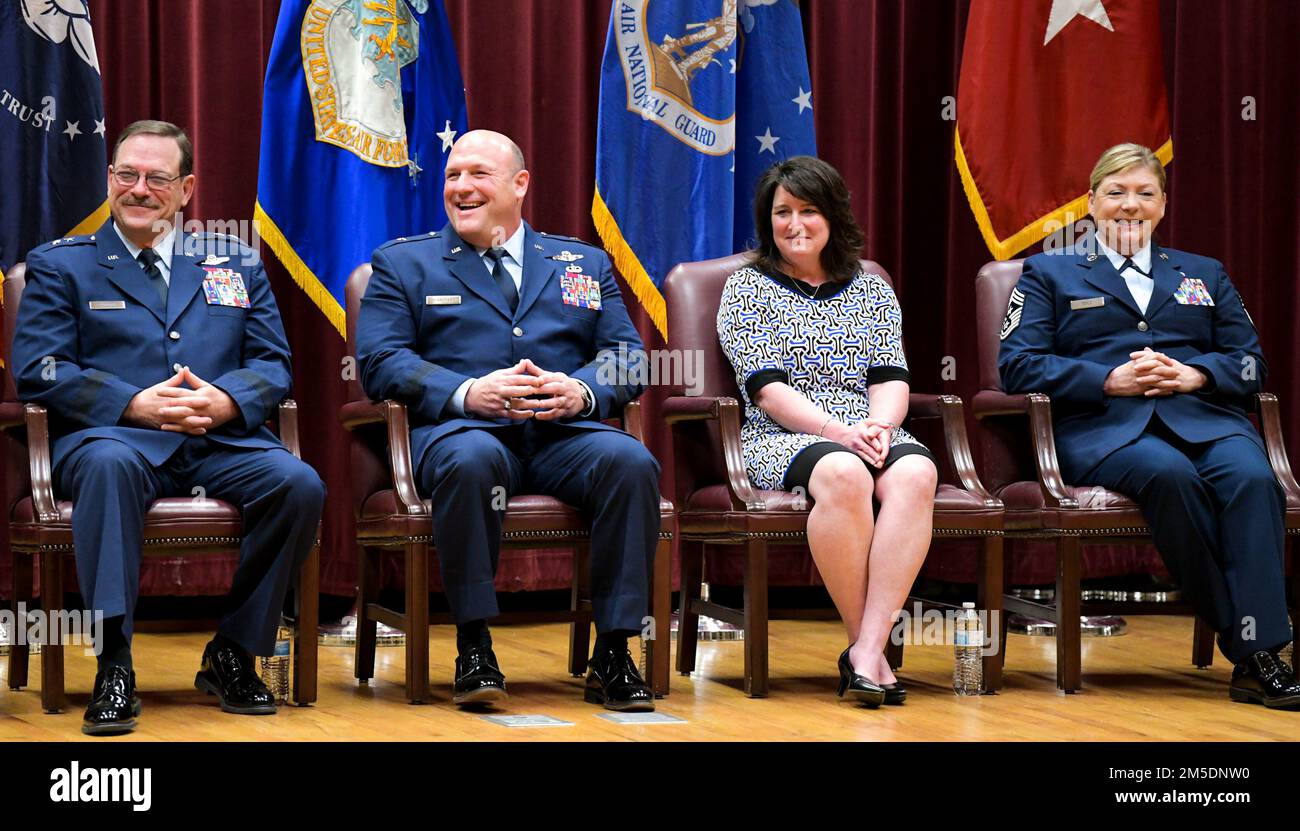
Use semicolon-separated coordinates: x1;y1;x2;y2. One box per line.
256;0;468;337
593;0;816;337
0;0;108;276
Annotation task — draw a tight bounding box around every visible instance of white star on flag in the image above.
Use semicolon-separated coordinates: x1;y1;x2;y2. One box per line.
1044;0;1113;45
63;120;81;139
792;87;812;114
93;119;106;136
436;120;457;152
755;127;780;154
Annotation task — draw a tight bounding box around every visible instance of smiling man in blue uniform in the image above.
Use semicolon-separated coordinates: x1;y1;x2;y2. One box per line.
1000;143;1299;708
13;121;325;734
357;130;658;711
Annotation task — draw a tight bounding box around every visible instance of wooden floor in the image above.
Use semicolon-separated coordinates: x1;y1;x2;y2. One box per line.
2;614;1296;741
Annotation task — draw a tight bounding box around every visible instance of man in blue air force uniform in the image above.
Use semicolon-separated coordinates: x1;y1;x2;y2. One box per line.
357;130;658;711
1000;143;1299;708
13;121;325;734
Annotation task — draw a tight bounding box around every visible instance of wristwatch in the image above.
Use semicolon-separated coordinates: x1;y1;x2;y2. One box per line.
579;384;594;415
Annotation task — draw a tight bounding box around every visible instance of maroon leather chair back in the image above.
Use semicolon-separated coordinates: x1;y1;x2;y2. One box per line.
341;262;390;516
662;254;895;493
3;262;27;404
344;263;374;404
2;263;31;513
974;258;1035;491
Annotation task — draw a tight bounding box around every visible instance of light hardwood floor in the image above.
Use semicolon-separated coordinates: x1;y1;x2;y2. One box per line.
2;615;1295;741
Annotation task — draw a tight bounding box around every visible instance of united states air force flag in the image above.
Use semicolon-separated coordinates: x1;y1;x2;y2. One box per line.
593;0;816;337
255;0;467;337
0;0;108;276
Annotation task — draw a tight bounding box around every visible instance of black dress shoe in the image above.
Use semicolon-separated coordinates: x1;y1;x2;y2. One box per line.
585;647;655;711
83;665;141;736
836;647;885;708
1229;649;1300;709
882;680;907;706
453;644;508;705
194;639;277;715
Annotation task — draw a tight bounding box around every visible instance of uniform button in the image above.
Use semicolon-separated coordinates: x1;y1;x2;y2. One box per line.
1137;321;1149;332
172;363;183;373
512;326;524;337
169;330;181;340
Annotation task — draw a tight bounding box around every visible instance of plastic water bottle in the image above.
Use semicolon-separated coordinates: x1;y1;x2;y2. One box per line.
259;625;292;704
953;602;984;696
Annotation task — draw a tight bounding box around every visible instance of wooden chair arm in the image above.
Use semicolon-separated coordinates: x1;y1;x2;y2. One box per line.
1255;392;1300;504
24;404;59;523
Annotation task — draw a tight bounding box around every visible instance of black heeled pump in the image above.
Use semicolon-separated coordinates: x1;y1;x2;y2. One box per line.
837;646;886;707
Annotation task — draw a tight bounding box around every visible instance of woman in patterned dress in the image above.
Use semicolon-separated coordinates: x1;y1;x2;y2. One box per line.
717;156;938;707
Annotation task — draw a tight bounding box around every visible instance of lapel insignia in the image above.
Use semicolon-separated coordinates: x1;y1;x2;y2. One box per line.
551;250;584;262
1086;253;1098;262
106;254;119;261
1159;251;1169;260
450;246;463;254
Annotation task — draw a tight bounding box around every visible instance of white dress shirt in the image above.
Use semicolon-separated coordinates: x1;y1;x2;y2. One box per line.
114;222;177;286
1096;238;1154;314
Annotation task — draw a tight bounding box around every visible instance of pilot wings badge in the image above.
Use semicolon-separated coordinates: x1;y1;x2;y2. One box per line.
300;0;426;168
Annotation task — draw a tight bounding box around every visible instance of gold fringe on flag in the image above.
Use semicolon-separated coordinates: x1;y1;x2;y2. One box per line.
591;187;668;340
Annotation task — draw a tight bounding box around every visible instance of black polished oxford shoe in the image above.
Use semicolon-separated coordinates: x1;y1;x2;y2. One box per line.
1229;649;1300;709
452;644;508;705
836;647;886;708
194;639;277;715
585;647;655;712
83;665;141;736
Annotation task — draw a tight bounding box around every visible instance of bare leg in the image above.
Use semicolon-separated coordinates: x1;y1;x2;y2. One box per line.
805;453;876;647
852;454;937;684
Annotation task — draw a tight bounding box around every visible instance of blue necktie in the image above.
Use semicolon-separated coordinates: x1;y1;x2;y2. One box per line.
484;247;519;313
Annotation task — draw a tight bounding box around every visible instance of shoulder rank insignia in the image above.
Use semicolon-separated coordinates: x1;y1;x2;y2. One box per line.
1000;287;1025;341
1086;253;1098;262
550;250;584;262
1158;251;1169;260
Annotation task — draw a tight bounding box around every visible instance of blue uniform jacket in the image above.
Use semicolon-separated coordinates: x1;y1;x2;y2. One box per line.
998;241;1265;479
356;222;646;468
13;220;293;470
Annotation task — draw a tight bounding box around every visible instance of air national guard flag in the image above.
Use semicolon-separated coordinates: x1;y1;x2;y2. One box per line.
255;0;468;337
955;0;1172;260
593;0;816;337
0;0;108;276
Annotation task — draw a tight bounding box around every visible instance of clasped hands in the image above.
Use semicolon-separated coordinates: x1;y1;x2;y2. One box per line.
465;358;586;420
822;418;894;469
124;366;239;434
1103;347;1206;397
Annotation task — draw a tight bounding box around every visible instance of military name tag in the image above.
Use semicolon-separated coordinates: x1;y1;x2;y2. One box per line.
88;300;126;310
1069;297;1105;310
425;295;462;306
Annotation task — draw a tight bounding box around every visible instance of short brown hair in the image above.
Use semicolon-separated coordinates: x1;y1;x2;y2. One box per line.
748;156;865;283
112;120;194;177
1089;142;1165;194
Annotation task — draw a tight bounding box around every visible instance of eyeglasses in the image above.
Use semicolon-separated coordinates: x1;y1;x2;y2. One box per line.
111;168;183;190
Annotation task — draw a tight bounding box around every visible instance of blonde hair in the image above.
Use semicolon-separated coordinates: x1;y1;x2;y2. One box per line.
1089;143;1166;194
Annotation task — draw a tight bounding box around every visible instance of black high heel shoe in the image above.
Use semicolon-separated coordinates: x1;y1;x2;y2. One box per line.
837;647;886;707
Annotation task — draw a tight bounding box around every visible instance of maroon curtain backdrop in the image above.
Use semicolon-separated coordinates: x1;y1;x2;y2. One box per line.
6;0;1295;603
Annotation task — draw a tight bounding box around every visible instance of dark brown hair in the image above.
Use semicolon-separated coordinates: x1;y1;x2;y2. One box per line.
112;120;194;176
748;155;865;283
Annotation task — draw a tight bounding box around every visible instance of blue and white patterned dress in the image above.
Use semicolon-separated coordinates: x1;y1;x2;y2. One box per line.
716;264;929;491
